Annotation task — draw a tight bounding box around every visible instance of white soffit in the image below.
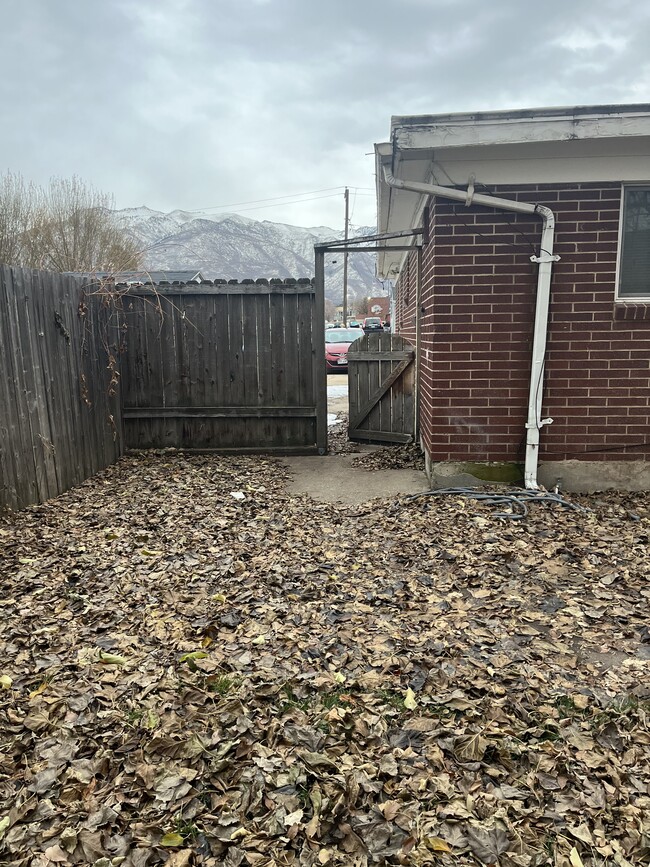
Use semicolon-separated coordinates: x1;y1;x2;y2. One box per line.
391;104;650;150
376;104;650;278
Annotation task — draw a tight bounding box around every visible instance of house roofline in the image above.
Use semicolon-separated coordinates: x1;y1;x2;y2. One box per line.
390;103;650;131
375;102;650;279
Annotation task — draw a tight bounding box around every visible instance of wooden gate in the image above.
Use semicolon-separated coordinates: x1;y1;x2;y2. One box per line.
347;333;415;443
120;280;327;454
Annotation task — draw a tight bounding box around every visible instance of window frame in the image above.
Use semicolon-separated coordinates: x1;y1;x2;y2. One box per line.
615;183;650;303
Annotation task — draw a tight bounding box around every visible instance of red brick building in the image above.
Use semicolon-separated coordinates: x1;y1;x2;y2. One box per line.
375;104;650;491
364;296;390;320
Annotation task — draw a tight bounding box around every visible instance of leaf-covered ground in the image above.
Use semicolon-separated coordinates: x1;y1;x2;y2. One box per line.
1;453;649;867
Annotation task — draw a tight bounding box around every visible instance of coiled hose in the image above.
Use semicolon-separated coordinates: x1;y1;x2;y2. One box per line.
405;487;590;520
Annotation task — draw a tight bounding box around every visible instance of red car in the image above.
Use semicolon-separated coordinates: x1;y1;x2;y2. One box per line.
325;327;364;373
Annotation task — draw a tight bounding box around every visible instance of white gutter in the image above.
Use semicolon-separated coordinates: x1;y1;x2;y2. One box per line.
383;166;559;490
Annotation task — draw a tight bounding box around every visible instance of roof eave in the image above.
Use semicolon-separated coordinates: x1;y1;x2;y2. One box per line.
376;103;650;279
391;104;650;152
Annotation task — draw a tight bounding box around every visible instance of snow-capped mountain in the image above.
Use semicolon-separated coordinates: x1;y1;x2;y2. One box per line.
113;207;387;303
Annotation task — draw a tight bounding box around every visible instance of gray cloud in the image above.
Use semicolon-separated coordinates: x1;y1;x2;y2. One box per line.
1;0;648;229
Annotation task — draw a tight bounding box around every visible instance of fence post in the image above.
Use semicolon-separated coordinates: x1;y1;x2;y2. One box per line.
314;247;328;455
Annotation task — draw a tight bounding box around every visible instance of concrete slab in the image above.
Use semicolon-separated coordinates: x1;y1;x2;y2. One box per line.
313;374;427;502
282;454;429;503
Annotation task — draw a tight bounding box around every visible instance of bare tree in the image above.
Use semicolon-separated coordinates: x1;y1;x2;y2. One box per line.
0;172;45;267
351;296;369;317
0;172;141;273
34;176;141;272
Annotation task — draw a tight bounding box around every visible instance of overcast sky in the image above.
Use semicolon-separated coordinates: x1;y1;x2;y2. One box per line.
1;0;648;230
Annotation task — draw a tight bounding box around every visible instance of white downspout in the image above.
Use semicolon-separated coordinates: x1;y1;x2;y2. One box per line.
383;167;559;490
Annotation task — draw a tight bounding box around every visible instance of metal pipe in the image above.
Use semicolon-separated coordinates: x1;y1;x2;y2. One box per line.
322;245;419;253
343;187;349;326
317;227;423;249
414;245;423;440
524;206;556;488
383;170;538;215
382;166;559;489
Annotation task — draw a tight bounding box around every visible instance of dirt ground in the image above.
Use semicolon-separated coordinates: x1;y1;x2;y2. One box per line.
1;451;649;867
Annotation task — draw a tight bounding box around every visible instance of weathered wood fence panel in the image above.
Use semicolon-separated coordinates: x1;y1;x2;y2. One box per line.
120;282;327;454
0;266;123;510
348;332;415;443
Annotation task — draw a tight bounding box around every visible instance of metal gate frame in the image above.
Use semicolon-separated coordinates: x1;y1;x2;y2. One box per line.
314;227;424;437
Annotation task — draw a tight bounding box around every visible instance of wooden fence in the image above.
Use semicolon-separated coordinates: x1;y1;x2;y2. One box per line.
1;273;326;510
348;332;415;443
120;281;327;454
0;267;123;510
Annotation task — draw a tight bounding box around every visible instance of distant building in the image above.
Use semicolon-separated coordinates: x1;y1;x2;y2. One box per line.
364;296;390;318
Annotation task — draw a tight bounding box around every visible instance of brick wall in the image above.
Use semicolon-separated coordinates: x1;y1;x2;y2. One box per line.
395;250;418;343
394;182;650;464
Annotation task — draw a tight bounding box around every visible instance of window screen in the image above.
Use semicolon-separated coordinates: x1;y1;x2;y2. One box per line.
619;186;650;298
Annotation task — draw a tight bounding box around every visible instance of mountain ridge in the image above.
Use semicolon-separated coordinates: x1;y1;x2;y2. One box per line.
113;207;386;303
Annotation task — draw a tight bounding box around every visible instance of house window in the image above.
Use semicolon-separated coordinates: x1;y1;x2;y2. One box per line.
618;186;650;299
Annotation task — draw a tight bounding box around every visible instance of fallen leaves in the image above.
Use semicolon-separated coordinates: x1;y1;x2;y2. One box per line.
403;687;417;710
424;836;453;853
160;833;185;847
0;452;649;866
569;848;585;867
465;825;510;864
453;731;489;762
351;441;425;471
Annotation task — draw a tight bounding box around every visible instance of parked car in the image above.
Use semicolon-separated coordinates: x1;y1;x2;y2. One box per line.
362;317;383;332
325;327;364;372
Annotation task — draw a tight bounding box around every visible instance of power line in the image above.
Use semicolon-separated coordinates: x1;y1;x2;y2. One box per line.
190;186;374;214
223;193;345;214
190;187;344;212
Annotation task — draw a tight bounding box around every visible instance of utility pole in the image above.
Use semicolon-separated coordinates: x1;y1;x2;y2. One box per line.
342;187;349;326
